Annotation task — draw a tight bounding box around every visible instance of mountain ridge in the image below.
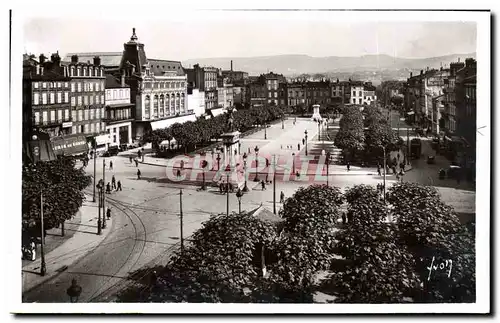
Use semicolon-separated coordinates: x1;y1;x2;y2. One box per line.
182;53;477;76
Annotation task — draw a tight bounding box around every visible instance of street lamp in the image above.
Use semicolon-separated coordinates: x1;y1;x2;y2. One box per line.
281;115;284;129
236;188;243;214
216;150;221;171
292;152;296;176
317;120;321;141
264;122;267;140
96;180;103;235
323;151;331;186
304;130;308;156
253;146;260;182
242;153;249;192
67;278;82;303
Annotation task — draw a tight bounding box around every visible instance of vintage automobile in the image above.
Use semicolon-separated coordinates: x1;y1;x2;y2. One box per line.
427;155;436;164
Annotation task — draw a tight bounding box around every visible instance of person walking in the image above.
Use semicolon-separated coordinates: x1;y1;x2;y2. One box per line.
346;162;350;172
176;169;181;179
106;208;111;220
298;143;300;151
112;175;116;190
129;156;133;164
280;191;285;204
109;160;113;170
137;169;141;180
219;182;224;194
135;159;139;167
106;182;111;194
116;180;122;191
261;180;266;191
377;163;381;176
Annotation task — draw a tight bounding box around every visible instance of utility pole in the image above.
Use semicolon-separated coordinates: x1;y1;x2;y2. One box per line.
102;159;106;229
273;155;276;215
92;145;96;202
226;172;230;216
97;186;102;235
382;146;387;205
326;152;330;187
180;189;184;253
40;191;46;276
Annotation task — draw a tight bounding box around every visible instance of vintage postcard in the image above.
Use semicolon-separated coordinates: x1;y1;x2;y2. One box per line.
7;3;491;315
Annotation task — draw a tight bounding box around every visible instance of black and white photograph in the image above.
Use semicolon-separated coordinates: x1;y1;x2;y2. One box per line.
5;2;491;315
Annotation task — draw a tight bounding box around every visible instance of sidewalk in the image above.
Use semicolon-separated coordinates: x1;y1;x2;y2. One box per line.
22;193;114;295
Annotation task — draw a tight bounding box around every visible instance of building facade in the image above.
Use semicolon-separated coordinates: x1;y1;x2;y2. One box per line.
287;83;306;107
23;53;72;140
104;74;134;148
66;55;107;145
304;81;331;106
363;83;377;105
186;64;219;112
217;77;234;109
118;28;193;138
350;82;364;105
187;88;206;117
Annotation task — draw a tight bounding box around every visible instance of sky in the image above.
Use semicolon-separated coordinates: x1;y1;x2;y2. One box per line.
21;11;477;61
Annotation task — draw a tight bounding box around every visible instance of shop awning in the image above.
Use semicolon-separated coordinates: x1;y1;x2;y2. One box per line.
51;135;89;156
209;108;224;118
150;114;197;131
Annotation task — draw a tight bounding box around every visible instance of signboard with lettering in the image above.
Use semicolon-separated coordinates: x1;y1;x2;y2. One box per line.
62;122;73;128
51;135;89;156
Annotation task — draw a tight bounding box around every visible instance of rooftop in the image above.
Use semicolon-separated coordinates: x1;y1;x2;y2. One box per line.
105;74;129;89
63;52;123;67
148;59;185;76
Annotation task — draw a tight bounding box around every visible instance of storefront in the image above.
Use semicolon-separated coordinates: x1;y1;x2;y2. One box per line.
94;134;112;155
51;135;89;157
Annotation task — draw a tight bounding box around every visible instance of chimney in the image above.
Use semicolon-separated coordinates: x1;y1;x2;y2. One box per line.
36;64;40;75
121;70;126;87
39;54;46;64
420;70;423;75
230;60;233;72
51;52;61;66
71;55;78;63
410;72;413;78
93;56;101;66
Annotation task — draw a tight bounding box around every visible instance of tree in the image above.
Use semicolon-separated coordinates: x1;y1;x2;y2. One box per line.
22;157;91;238
334;107;365;159
275;185;343;296
118;212;279;303
387;182;475;302
332;184;421;303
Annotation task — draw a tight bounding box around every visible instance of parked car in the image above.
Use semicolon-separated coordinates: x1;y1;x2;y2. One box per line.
427;155;436;164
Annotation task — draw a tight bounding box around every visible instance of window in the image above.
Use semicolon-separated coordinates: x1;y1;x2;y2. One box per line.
358;91;362;97
72;126;76;134
50;110;55;121
96;82;100;92
96;107;100;119
89;82;93;92
42;93;47;104
84;109;89;120
78;110;83;121
78;82;82;92
84;124;89;133
42;111;48;123
71;97;76;107
72;110;77;121
65;82;68;88
33;93;40;105
268;92;272;98
90;95;94;105
57;92;62;103
34;111;40;124
90;108;95;120
96;95;100;104
84;96;88;105
42;82;47;89
71;67;75;76
90;123;94;133
77;68;81;77
96;122;100;133
274;92;277;98
57;109;63;122
71;83;75;92
102;108;105;118
49;93;55;104
33;82;39;89
65;92;69;103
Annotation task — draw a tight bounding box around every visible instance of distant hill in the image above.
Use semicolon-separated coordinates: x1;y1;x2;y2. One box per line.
182;53;477;76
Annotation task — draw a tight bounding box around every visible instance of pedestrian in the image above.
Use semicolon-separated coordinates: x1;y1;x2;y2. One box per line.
150;270;158;287
219;182;223;194
346;162;350;171
261;180;266;191
377;164;381;176
397;153;400;161
110;160;113;170
138;150;142;160
176;169;181;178
281;145;283;150
295;171;300;179
248;147;251;154
112;175;116;190
280;191;285;204
117;180;122;191
129;156;133;164
106;182;111;194
137;169;141;180
135;159;139;167
180;160;185;170
106;208;111;220
298;143;300;151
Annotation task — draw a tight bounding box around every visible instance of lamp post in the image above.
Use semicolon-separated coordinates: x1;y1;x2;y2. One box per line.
242;153;249;192
304;130;308;156
292;152;296;176
201;160;208;190
67;278;82;303
253;146;260;182
236;188;243;214
281;116;284;129
264;122;267;140
102;159;106;229
96;180;103;235
31;134;46;276
211;149;215;170
325;151;331;186
216;151;221;171
226;171;230;216
317;120;321;141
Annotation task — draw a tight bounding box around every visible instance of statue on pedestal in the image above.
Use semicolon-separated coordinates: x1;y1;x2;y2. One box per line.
226;108;234;133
